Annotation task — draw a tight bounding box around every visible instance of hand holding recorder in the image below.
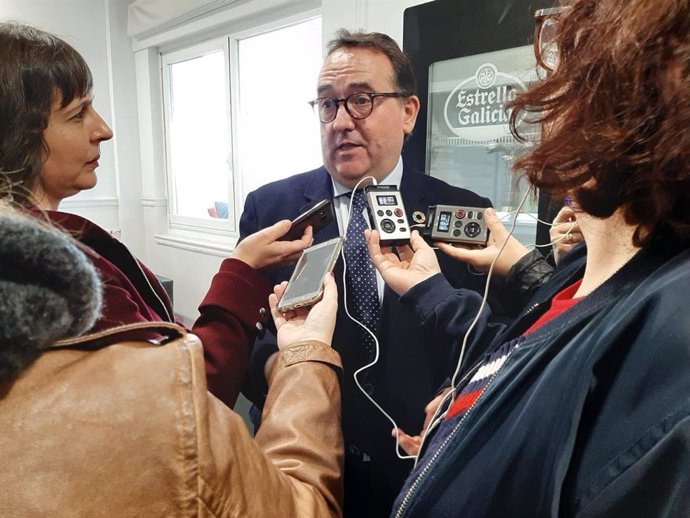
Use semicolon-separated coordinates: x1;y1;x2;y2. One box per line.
435;208;530;277
364;229;441;296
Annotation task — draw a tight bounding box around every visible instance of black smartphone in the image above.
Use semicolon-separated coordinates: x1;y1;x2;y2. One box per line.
276;237;343;312
279;199;335;241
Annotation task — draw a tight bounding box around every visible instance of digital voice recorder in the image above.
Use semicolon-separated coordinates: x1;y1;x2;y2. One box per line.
363;185;411;245
424;205;489;246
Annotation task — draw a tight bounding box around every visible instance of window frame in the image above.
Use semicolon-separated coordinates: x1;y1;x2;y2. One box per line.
161;37;236;235
157;10;322;242
227;13;323;201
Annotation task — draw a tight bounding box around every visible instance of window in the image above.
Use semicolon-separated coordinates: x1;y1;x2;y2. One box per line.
161;16;322;236
162;39;233;231
236;17;323;195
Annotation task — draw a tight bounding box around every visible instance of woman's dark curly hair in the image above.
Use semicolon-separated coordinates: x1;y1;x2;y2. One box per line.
510;0;690;246
0;22;92;207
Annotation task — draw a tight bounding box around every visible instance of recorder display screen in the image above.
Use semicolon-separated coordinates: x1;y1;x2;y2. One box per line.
437;211;452;232
376;195;397;206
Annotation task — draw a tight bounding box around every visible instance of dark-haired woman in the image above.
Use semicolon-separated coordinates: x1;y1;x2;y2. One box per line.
0;22;311;406
366;0;690;516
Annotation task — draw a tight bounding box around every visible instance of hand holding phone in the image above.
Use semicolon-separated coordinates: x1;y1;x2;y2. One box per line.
279;200;335;241
277;237;343;312
270;273;339;350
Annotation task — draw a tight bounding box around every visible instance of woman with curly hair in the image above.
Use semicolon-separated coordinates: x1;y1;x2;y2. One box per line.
366;0;690;516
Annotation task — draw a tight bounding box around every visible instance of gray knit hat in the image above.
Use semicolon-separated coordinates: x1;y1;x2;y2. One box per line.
0;206;102;380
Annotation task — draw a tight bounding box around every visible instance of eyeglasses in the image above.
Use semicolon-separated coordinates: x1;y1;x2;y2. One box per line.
308;92;406;123
534;7;569;72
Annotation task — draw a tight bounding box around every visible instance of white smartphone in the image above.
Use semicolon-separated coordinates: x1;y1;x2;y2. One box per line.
277;237;343;312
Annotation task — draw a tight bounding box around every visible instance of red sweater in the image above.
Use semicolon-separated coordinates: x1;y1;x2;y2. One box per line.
39;210;271;407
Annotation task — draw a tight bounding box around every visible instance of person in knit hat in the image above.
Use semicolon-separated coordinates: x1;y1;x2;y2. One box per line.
0;202;102;379
0;201;345;516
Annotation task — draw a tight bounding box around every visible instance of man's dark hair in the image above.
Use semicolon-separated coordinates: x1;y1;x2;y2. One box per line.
327;29;417;97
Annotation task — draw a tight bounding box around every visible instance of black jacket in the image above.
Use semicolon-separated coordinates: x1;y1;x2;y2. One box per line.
393;242;690;517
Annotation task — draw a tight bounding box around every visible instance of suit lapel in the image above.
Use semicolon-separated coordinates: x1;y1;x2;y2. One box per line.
400;165;430;215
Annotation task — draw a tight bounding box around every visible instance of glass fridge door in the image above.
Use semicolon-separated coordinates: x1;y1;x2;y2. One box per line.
427;45;540;245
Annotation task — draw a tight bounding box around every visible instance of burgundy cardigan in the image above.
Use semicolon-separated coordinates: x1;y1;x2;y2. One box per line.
39;210;271;407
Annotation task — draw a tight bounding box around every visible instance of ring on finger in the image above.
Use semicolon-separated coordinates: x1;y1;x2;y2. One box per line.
566;232;573;243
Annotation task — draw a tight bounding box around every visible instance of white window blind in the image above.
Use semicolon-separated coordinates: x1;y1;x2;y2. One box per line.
127;0;240;37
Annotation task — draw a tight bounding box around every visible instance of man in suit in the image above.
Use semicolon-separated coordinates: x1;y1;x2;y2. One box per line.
237;30;491;517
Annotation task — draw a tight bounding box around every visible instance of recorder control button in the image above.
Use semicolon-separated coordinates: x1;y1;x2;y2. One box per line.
377;210;384;217
477;211;483;220
465;222;481;238
381;219;396;233
394;208;403;217
453;229;461;237
454;220;463;228
385;210;393;216
455;209;466;219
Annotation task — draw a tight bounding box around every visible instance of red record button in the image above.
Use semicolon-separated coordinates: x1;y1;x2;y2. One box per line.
394;207;403;217
455;209;466;219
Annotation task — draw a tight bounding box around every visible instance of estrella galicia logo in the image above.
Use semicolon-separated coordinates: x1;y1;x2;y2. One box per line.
444;63;527;141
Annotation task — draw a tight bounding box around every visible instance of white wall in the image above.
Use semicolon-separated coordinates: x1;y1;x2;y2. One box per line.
322;0;430;46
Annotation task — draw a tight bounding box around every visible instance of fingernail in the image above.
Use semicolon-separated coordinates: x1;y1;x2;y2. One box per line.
485;208;495;217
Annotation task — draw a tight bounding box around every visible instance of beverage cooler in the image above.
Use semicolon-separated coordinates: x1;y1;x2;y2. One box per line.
403;0;556;247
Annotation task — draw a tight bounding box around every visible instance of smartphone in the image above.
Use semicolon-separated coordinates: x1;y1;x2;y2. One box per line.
277;237;343;312
279;199;335;241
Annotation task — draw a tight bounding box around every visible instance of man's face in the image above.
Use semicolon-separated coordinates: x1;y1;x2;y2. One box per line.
317;47;419;189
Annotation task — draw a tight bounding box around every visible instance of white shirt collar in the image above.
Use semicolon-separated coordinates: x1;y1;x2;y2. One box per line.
330;156;403;197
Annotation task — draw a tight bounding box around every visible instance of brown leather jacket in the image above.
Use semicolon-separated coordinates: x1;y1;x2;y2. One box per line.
0;322;343;517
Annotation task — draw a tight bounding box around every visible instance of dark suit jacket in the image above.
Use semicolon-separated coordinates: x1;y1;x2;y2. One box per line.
239;164;491;518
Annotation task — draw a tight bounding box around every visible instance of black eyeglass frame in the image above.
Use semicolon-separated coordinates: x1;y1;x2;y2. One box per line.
534;6;570;73
308;92;407;123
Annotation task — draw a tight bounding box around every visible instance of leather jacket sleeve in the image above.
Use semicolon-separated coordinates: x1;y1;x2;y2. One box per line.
502;249;554;314
196;338;344;518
